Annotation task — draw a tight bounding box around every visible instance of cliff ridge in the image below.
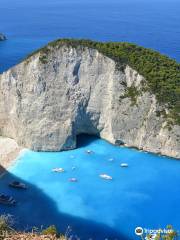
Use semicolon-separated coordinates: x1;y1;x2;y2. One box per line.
0;40;179;158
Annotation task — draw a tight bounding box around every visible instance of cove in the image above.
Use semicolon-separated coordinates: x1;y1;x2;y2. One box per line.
0;135;180;239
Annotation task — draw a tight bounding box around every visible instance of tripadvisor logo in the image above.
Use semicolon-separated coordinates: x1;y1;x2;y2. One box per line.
135;227;144;236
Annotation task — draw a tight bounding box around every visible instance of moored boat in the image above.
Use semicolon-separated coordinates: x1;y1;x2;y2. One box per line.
99;174;113;180
52;168;65;173
108;158;114;162
120;163;128;167
9;181;27;189
85;150;93;154
0;194;16;205
69;178;78;182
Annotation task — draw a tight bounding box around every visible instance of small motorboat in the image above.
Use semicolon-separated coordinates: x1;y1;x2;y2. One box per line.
108;158;114;162
52;168;65;173
99;174;113;180
69;178;78;182
0;194;16;205
120;163;128;167
9;181;27;189
85;150;93;154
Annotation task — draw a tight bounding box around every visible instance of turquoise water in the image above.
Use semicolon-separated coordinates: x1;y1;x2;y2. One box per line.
1;1;180;238
0;135;180;239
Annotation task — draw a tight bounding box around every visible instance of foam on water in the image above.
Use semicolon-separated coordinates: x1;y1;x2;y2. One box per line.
0;135;180;239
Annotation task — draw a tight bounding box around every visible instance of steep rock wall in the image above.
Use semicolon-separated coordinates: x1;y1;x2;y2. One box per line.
0;46;179;158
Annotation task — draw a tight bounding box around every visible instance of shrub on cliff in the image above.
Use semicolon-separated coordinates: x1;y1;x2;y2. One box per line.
41;225;58;236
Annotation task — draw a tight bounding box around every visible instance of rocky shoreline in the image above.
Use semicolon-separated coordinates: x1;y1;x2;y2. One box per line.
0;137;21;176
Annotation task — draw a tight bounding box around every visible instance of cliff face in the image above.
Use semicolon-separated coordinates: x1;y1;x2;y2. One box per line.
0;45;179;158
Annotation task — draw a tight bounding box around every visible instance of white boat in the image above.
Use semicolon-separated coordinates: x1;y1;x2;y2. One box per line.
69;178;78;182
99;174;113;180
85;150;93;154
0;194;16;205
9;181;27;189
52;168;65;173
120;163;128;167
108;158;114;162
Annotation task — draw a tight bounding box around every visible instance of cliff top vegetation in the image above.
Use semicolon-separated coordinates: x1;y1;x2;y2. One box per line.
26;39;180;125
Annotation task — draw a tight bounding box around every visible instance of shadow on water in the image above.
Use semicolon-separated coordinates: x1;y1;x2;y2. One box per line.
0;165;128;240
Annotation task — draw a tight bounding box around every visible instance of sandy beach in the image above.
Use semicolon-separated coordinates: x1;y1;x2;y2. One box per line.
0;137;22;176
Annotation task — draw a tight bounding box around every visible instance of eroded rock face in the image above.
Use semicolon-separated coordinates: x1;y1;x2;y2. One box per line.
0;46;179;158
0;137;20;171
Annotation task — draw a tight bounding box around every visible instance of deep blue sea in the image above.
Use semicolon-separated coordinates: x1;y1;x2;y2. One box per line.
0;0;180;73
0;0;180;239
0;136;180;240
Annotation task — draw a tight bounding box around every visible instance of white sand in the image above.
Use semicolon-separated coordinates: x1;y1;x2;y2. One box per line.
0;137;21;175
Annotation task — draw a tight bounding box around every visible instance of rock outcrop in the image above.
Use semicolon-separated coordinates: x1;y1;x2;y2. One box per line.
0;44;179;158
0;33;6;41
0;137;20;174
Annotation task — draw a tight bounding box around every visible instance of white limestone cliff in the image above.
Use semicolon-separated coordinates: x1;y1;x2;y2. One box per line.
0;45;179;158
